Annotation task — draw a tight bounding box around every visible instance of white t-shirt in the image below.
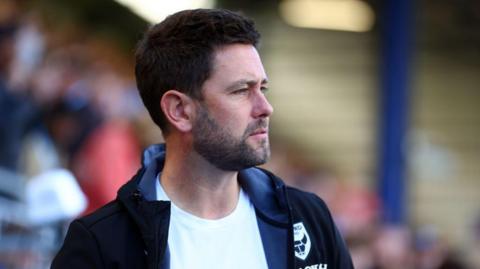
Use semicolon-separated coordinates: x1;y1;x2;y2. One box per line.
155;175;268;269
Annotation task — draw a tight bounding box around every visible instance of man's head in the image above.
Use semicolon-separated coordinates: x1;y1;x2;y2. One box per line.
135;9;260;134
135;9;273;171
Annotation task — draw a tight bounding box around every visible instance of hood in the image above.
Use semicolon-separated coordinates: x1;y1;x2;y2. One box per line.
117;144;289;225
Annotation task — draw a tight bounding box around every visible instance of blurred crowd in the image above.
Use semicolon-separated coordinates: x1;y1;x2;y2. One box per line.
0;1;150;268
1;1;479;269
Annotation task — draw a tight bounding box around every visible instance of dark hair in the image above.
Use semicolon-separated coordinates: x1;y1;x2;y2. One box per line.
135;9;261;134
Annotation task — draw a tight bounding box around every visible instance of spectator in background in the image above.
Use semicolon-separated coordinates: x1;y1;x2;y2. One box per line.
34;46;141;215
0;3;44;176
372;226;415;269
0;22;28;171
469;215;480;269
70;65;140;215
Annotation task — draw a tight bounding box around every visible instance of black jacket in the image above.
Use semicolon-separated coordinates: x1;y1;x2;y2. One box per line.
51;144;353;269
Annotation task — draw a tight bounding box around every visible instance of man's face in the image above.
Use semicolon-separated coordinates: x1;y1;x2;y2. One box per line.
192;44;273;171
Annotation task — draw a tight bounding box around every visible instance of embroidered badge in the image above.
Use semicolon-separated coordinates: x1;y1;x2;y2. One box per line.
293;222;311;260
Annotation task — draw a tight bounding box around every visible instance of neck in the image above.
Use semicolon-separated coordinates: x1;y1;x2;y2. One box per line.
160;140;241;219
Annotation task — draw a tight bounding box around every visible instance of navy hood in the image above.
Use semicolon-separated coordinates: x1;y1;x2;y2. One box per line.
117;143;289;225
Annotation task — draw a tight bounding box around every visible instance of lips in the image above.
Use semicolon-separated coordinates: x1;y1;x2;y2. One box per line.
245;119;269;137
250;128;268;136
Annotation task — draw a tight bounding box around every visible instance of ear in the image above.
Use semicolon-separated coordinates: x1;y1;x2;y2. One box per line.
160;90;194;133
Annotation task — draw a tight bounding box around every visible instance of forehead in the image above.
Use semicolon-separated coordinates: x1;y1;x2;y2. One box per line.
209;44;267;84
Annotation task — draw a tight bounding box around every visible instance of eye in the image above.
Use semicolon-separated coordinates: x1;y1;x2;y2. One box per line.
232;88;249;95
260;86;269;94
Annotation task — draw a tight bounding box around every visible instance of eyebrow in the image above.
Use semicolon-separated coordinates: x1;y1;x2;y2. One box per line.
226;78;269;91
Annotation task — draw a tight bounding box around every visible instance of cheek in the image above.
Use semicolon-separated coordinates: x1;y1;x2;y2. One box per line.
205;98;252;134
216;111;250;136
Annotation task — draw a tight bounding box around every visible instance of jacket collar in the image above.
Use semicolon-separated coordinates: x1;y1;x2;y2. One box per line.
118;144;289;225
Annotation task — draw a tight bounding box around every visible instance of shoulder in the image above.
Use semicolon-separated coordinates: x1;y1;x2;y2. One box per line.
72;199;142;243
251;167;333;219
254;167;328;208
285;186;325;203
77;200;126;230
52;199;148;268
284;186;335;224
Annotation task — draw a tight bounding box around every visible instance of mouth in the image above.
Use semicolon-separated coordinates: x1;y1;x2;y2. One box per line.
246;119;269;139
249;128;268;137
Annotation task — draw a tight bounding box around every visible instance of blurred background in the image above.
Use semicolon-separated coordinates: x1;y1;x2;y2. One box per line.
0;0;479;268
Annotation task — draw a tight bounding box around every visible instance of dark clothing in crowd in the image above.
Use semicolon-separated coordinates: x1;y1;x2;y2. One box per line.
0;79;38;171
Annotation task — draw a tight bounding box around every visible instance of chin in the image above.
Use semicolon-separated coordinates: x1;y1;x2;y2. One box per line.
255;147;271;165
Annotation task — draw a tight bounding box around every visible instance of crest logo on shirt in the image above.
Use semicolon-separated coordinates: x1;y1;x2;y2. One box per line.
293;222;311;260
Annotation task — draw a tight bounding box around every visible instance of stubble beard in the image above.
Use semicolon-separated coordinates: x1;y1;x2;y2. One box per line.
192;106;270;171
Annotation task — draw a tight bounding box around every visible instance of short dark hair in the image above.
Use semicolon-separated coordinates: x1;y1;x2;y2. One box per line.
135;9;261;134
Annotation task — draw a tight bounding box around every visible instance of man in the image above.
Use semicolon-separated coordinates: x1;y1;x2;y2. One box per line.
51;9;353;269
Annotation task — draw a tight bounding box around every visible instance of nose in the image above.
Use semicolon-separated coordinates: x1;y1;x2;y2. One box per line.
252;89;274;118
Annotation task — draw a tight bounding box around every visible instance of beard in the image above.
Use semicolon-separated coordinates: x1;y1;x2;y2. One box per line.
192;105;270;171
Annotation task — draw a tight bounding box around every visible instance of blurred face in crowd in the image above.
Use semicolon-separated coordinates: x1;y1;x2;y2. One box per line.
0;34;14;75
192;44;273;171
